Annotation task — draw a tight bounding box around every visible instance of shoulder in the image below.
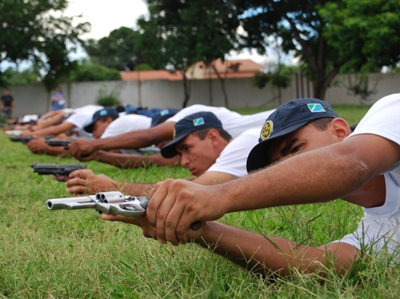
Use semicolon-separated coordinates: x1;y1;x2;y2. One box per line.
350;93;400;145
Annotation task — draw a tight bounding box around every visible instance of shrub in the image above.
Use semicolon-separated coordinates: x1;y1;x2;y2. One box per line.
95;86;121;106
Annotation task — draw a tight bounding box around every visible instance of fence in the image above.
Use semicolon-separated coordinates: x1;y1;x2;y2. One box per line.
2;72;399;116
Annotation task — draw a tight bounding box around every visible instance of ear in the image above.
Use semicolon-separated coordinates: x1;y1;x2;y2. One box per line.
330;118;351;141
207;128;220;143
106;117;114;125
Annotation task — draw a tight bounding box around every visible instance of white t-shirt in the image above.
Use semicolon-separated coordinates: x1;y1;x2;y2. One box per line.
335;93;400;253
66;105;103;129
207;128;260;177
22;114;39;123
167;104;275;138
67;105;103;139
101;114;151;139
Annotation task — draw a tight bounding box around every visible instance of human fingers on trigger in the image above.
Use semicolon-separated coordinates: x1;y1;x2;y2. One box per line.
156;188;184;245
165;208;187;245
147;179;173;226
64;177;82;188
68;169;83;179
101;214;142;225
101;214;120;221
66;185;87;195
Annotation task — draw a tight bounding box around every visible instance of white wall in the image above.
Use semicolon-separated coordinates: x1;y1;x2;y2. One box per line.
2;72;399;116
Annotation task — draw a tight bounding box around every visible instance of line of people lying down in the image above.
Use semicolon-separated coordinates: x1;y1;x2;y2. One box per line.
7;95;400;279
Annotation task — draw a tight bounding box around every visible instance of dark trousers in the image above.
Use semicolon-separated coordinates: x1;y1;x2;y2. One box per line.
2;107;12;123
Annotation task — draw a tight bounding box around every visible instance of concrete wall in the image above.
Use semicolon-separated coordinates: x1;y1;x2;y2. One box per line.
2;72;399;116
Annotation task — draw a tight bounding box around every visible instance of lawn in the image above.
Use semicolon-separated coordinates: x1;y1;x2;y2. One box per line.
1;104;399;299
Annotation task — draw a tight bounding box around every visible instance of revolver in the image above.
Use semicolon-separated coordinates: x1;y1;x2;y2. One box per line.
31;163;87;182
46;191;148;218
45;139;73;150
46;191;202;229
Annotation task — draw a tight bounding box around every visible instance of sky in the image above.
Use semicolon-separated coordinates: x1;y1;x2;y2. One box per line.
64;0;271;65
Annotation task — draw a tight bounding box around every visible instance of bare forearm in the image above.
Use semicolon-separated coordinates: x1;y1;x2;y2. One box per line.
32;145;70;156
94;122;175;151
31;123;70;137
196;222;335;277
96;151;179;168
218;140;387;214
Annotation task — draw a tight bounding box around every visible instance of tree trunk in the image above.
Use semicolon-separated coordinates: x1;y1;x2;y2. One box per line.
46;92;51;112
211;64;229;107
313;79;328;100
208;75;213;106
67;82;71;108
137;70;142;107
181;70;191;108
313;67;340;100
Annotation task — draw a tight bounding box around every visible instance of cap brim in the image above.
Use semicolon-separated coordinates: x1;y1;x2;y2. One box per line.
151;113;177;127
160;134;187;158
246;120;309;173
84;122;95;133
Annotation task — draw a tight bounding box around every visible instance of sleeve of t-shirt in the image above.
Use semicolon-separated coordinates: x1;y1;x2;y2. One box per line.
348;93;400;172
349;94;400;147
166;104;208;122
101;116;151;139
206;128;260;177
66;113;92;129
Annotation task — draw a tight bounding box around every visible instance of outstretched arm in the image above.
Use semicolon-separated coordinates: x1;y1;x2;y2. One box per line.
69;121;176;159
195;222;359;277
27;137;70;156
65;169;152;195
148;134;400;244
32;110;66;131
66;164;240;196
101;214;359;277
82;150;180;168
21;121;75;137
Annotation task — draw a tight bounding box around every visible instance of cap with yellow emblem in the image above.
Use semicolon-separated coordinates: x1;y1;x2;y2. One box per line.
246;98;339;173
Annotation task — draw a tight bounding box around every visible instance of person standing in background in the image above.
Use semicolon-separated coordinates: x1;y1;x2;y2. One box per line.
51;87;65;111
1;88;15;124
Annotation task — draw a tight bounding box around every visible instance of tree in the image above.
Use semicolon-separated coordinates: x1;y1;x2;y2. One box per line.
139;0;242;107
320;0;400;72
0;0;90;90
1;67;41;86
85;27;146;71
252;65;294;105
208;61;241;107
68;62;121;82
236;0;400;100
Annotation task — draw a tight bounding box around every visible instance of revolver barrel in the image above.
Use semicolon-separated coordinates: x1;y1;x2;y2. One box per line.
46;196;97;210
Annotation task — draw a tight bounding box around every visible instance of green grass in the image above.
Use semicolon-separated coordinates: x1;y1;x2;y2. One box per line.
0;105;399;298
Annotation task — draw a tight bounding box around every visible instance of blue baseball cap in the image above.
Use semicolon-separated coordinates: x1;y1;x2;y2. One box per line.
84;107;119;133
161;111;223;158
246;98;339;172
151;108;180;127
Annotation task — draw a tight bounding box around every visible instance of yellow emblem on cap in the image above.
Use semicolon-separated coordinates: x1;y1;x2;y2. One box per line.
172;128;176;139
260;120;273;141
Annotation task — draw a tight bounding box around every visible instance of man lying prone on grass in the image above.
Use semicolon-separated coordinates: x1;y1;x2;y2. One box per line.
103;96;400;278
65;111;260;195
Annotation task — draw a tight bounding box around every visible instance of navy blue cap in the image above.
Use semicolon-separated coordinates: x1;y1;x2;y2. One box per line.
246;98;339;172
84;107;119;133
151;108;179;127
161;111;223;158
